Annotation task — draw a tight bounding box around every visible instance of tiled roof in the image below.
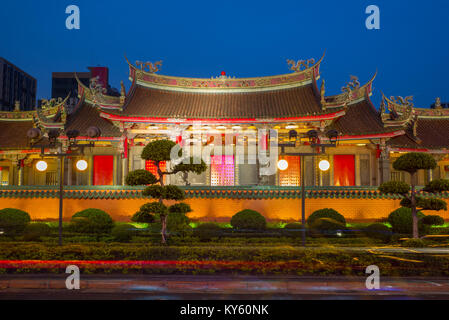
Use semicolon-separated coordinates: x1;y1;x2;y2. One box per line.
0;120;34;149
389;118;449;150
66;102;122;137
331;99;402;135
0;186;447;200
118;84;324;119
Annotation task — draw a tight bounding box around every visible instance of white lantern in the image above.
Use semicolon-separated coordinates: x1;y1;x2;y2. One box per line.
319;160;331;172
76;160;88;171
277;160;289;171
36;160;48;172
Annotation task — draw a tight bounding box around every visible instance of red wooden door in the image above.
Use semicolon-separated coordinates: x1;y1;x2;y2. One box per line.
333;155;355;186
93;155;114;185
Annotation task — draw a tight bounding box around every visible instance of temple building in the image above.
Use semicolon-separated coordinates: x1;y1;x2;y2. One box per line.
1;54;448;189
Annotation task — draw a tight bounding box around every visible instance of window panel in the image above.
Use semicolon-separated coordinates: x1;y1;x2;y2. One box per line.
211;155;235;186
279;156;300;186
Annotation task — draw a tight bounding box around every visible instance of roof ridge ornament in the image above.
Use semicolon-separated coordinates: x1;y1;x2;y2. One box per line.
40;97;64;110
435;97;442;109
287;58;315;72
135;60;162;73
342;75;360;96
89;76;107;95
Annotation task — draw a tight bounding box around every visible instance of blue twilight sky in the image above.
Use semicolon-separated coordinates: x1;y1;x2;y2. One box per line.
0;0;448;108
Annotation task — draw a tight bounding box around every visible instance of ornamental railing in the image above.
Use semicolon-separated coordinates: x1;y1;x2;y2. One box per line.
0;186;447;200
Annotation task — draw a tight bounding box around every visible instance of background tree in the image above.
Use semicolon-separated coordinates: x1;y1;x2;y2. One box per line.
126;140;207;243
379;153;448;238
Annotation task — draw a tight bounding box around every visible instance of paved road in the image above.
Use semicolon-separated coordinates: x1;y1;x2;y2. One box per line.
1;275;449;300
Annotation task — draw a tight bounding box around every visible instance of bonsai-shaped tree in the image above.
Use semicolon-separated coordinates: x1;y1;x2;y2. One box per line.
126;140;207;243
379;153;448;238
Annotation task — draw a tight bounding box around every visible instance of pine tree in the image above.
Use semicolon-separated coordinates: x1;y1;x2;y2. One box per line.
126;140;207;243
379;153;448;238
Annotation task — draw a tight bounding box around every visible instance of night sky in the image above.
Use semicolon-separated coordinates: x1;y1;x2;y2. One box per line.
1;0;448;108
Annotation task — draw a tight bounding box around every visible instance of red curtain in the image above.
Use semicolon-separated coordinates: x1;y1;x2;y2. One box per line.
93;155;114;186
333;155;355;186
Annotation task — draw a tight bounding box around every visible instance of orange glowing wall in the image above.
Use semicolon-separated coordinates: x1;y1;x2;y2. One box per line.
2;196;448;222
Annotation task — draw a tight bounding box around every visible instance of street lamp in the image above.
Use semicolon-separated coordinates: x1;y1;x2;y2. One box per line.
35;160;48;172
277;159;289;171
27;126;101;246
319;160;330;172
76;160;88;171
279;129;339;246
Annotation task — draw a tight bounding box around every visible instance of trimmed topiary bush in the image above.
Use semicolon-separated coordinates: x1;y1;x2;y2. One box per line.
310;218;345;236
424;179;449;193
307;209;346;226
71;209;114;234
194;223;222;241
0;208;31;237
363;223;393;242
421;215;445;226
230;209;266;230
167;212;191;236
388;207;426;235
131;203;161;223
112;224;135;242
125;169;158;186
23;223;51;242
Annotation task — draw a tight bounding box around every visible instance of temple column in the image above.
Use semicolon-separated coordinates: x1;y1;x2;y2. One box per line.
67;157;73;186
88;156;93;186
122;156;128;186
355;154;361;186
18;159;24;186
378;140;391;184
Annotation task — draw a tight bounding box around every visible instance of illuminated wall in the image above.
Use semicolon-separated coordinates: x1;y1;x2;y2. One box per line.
3;194;449;222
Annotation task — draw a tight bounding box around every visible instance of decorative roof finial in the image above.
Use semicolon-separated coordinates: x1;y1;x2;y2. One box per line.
435;97;442;109
287;58;315;72
341;75;360;99
320;80;326;110
135;60;162;73
120;81;126;104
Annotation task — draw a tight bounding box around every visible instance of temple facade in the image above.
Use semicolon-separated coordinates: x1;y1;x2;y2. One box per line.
1;54;449;189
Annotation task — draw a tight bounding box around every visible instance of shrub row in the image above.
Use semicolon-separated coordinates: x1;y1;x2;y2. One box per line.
0;243;449;276
1;206;447;243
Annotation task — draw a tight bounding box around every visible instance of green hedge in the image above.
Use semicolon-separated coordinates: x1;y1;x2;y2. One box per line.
71;209;114;234
230;209;266;230
388;207;426;235
0;208;31;237
0;243;449;276
307;209;346;226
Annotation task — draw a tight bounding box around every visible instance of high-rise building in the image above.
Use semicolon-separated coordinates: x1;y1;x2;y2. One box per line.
0;57;37;111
